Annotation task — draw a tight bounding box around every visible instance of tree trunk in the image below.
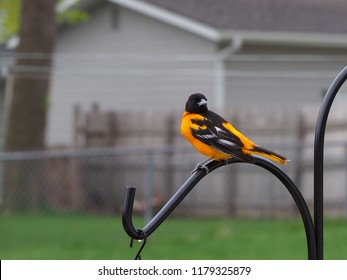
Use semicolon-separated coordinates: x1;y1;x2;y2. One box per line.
5;0;57;151
3;0;57;212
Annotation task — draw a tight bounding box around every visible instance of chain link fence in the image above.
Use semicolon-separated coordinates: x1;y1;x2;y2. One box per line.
1;142;347;219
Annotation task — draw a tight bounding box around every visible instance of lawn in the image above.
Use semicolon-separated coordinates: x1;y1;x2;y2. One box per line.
1;212;347;259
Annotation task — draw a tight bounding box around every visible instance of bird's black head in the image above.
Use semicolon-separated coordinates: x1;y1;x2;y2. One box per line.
185;93;208;114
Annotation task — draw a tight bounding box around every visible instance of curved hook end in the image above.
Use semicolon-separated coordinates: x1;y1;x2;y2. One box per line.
122;186;145;240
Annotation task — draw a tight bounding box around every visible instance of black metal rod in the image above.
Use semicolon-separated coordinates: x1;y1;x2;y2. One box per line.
252;157;316;259
122;160;224;239
122;156;316;259
313;66;347;259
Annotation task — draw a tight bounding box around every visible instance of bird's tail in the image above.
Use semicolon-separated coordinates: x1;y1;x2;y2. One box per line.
246;146;289;165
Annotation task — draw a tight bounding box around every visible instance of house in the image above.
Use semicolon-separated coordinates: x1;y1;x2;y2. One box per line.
2;0;347;217
2;0;347;146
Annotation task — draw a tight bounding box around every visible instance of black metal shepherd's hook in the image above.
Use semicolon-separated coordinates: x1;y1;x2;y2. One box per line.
314;66;347;259
122;66;347;260
123;156;317;259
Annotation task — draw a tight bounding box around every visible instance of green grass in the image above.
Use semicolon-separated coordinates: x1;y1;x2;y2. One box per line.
1;212;347;259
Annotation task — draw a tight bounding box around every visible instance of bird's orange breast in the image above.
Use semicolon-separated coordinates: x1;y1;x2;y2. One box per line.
180;112;230;160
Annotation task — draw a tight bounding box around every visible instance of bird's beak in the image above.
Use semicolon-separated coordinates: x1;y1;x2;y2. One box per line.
198;99;207;106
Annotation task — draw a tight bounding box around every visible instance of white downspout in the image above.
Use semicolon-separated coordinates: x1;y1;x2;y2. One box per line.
214;35;243;111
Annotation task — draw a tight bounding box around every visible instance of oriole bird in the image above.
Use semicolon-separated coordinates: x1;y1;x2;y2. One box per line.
181;93;289;171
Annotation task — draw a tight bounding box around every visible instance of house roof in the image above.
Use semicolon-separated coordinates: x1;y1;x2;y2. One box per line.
109;0;347;47
142;0;347;34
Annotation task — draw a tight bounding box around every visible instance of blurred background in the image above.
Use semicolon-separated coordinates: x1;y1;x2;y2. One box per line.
1;0;347;259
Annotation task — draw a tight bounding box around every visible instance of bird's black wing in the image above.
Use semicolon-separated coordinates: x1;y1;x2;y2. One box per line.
190;113;250;160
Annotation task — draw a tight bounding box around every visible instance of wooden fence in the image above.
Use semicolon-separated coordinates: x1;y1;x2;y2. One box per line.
67;102;347;217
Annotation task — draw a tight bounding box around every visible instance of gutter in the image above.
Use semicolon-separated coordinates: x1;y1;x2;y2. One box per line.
108;0;225;42
221;30;347;48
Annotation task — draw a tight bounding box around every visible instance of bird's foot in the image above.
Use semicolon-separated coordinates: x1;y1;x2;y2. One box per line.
191;163;209;174
191;159;213;174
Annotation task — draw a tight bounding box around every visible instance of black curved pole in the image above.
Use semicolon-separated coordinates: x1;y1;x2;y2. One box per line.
314;66;347;259
122;156;317;259
253;157;316;259
122;160;218;239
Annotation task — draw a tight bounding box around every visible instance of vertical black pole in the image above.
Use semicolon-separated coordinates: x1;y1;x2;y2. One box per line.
314;66;347;259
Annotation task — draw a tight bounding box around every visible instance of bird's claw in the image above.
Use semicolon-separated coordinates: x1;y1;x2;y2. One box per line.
191;163;210;174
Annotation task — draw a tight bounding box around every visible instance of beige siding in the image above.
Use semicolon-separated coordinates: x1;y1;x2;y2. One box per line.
48;3;216;146
48;2;347;147
224;49;347;107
